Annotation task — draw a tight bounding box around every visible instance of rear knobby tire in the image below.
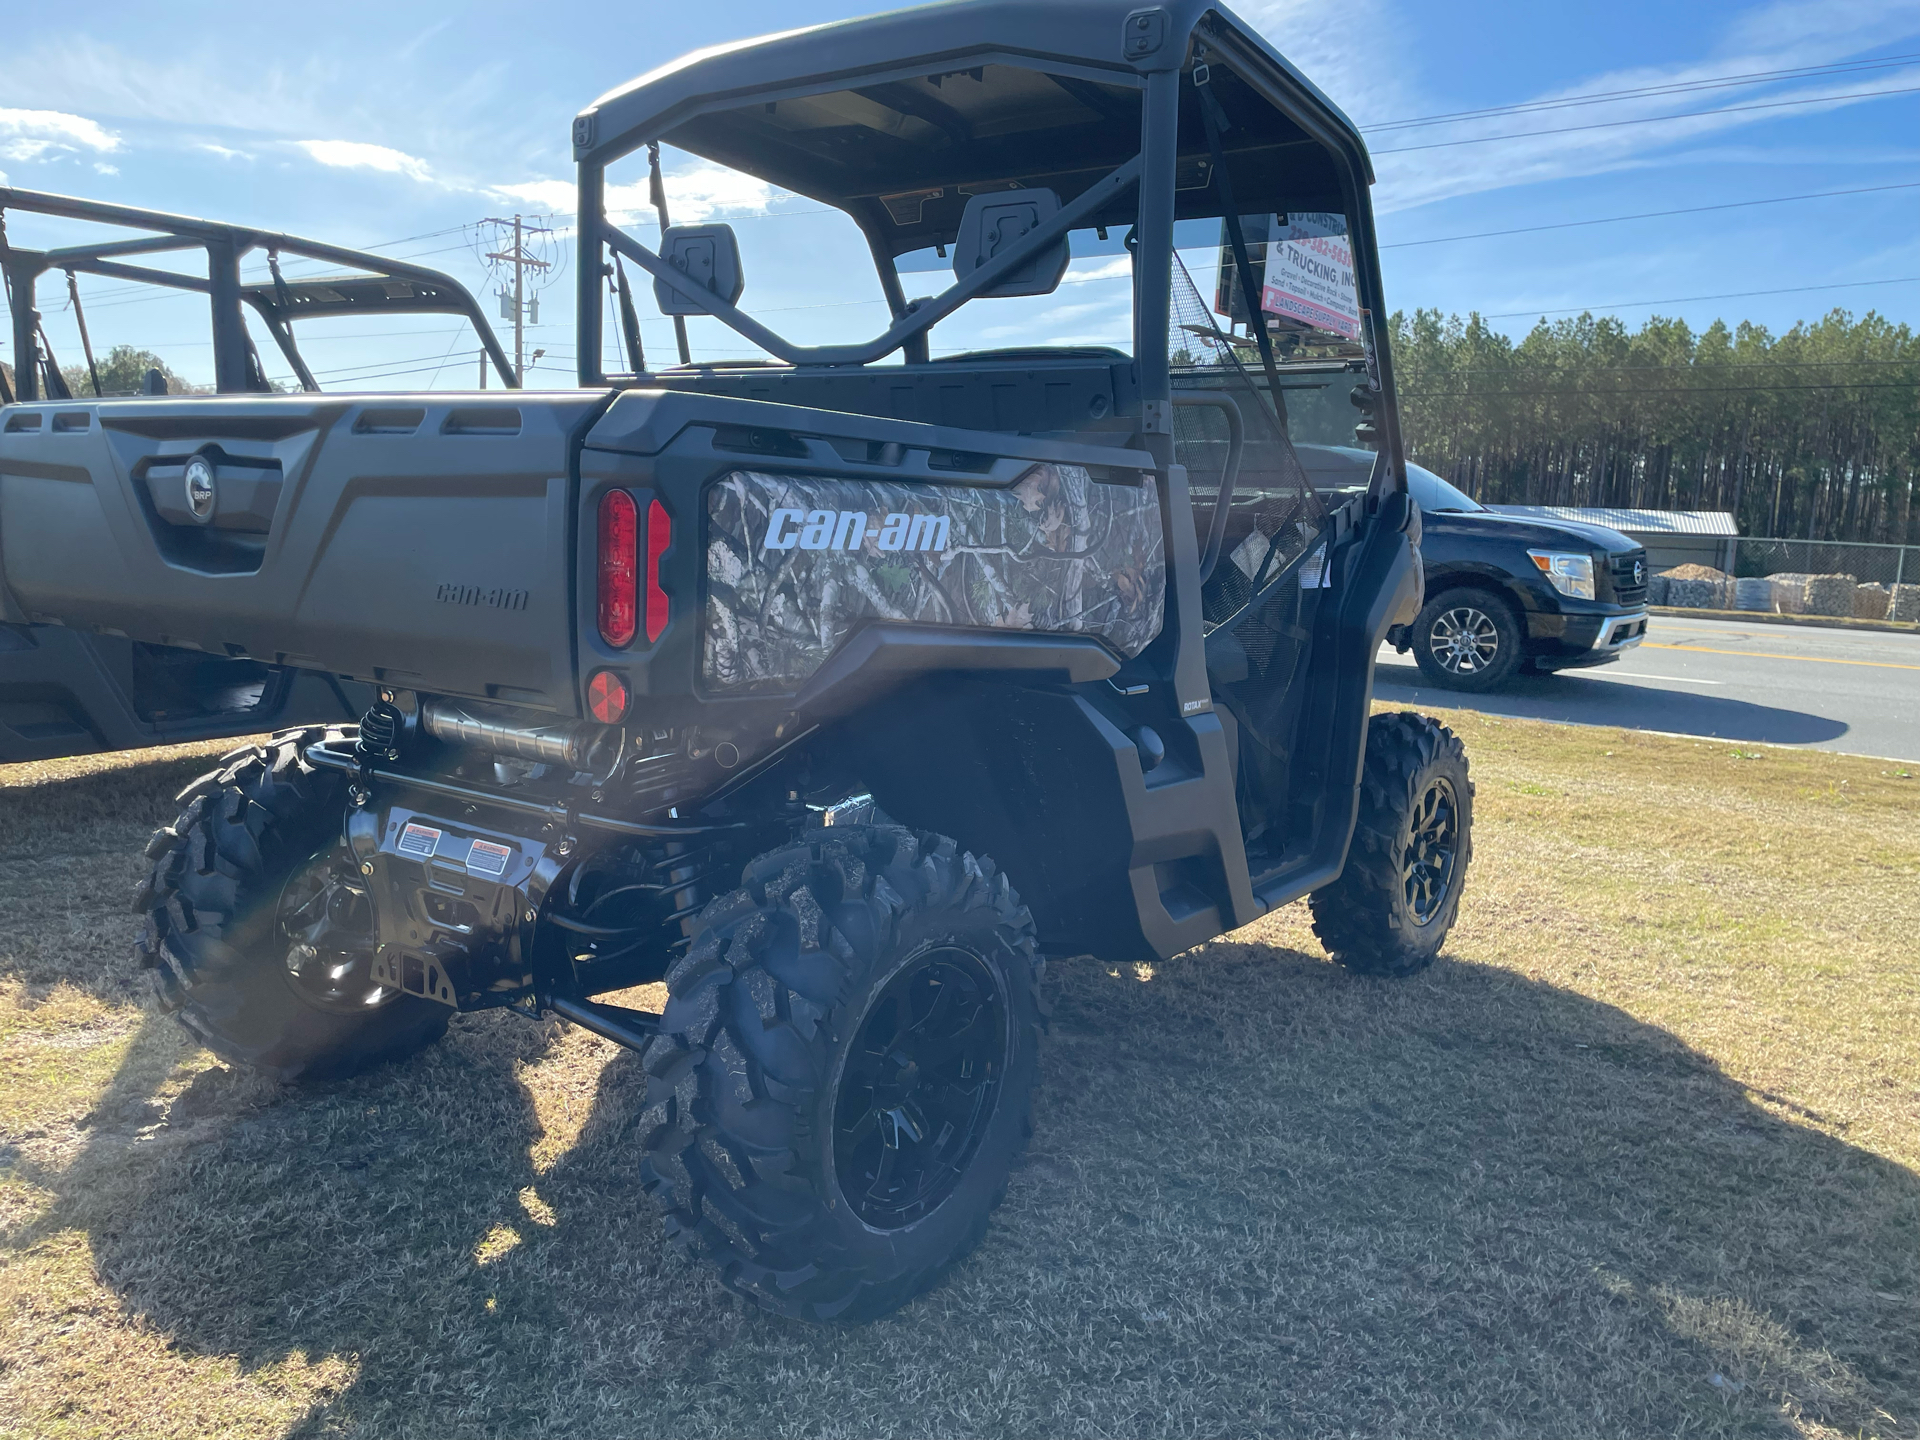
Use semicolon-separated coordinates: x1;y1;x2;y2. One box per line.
638;823;1044;1323
1309;711;1472;976
134;727;449;1083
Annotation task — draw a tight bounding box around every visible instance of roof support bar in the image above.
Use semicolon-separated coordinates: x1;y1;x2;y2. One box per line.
43;234;203;266
206;232;250;394
0;186;517;394
601;153;1141;367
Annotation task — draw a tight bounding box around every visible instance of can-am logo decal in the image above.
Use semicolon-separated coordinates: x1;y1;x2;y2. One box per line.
763;507;950;553
435;582;529;611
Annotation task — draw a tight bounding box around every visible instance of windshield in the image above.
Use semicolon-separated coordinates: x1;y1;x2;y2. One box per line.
1405;466;1483;513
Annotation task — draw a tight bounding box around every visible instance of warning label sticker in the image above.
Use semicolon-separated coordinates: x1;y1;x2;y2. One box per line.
466;839;512;878
397;822;442;859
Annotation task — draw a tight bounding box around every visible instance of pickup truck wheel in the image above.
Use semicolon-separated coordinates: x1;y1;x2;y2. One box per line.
133;727;450;1083
1411;590;1523;691
1308;712;1472;977
638;824;1044;1323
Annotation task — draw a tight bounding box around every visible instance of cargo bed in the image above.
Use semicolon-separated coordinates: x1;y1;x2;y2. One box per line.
0;393;608;715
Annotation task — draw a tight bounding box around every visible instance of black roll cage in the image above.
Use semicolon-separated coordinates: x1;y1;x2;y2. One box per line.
567;1;1406;488
0;187;515;402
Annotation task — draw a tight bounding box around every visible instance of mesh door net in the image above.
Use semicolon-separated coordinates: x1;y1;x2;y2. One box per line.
1167;253;1327;629
1167;253;1334;860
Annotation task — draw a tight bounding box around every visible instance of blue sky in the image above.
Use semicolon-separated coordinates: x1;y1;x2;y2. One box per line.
2;0;1915;389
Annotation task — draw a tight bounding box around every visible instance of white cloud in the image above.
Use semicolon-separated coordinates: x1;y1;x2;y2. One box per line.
295;138;434;183
1369;61;1920;216
0;36;392;142
1237;0;1920;219
0;107;121;164
489;179;576;213
198;142;254;161
979;300;1127;341
1721;0;1920;56
1237;0;1420;128
1062;256;1134;285
494;162;788;226
93;162;118;175
620;163;786;223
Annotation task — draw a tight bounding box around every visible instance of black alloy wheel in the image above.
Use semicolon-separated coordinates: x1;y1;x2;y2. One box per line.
833;945;1009;1230
1411;591;1522;691
637;823;1044;1323
1308;711;1474;976
1403;776;1460;926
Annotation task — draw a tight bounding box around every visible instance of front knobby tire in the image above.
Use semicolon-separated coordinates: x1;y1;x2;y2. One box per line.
1309;712;1473;976
1411;589;1523;691
134;727;449;1082
638;824;1045;1323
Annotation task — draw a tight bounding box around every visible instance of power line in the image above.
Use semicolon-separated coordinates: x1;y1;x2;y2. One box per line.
1409;357;1920;375
1371;84;1920;156
1402;380;1918;396
1478;276;1920;319
1380;182;1920;249
1361;54;1920;131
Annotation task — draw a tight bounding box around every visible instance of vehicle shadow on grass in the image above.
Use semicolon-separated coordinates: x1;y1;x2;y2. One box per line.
14;941;1918;1440
1373;657;1852;747
0;743;255;1004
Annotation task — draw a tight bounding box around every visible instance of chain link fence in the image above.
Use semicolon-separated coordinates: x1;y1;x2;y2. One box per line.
1651;536;1920;621
1732;538;1917;588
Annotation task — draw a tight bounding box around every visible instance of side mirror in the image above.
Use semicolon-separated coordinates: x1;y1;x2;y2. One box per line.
953;188;1069;298
654;223;745;316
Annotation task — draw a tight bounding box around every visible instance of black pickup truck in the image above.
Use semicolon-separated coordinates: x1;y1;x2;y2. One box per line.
1294;446;1648;690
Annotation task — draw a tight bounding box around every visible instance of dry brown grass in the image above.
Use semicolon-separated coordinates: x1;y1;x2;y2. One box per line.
0;713;1914;1439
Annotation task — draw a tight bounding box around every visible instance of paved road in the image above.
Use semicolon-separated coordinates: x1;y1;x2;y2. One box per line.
1374;615;1920;761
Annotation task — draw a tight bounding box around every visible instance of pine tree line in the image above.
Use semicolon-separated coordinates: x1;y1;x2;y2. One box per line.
1389;308;1920;545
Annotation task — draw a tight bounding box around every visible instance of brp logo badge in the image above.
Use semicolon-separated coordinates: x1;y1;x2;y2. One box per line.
183;456;217;524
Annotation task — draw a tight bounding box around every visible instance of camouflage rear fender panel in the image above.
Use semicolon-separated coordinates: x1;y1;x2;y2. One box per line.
703;465;1165;695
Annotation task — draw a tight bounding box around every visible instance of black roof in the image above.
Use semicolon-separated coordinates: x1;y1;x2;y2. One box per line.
574;1;1371;254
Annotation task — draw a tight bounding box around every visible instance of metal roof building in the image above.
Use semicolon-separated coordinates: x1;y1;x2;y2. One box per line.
1483;506;1737;536
1483;507;1738;572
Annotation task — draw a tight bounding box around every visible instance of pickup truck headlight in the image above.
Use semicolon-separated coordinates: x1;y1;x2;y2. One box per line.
1527;550;1595;600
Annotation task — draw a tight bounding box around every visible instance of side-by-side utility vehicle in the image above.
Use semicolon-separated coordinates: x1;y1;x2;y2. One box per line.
0;190;519;760
0;0;1473;1322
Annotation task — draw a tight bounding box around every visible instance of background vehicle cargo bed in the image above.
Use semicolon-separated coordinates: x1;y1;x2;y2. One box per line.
0;393;610;714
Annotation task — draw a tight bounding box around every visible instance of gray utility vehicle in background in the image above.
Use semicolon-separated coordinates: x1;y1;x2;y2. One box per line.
0;0;1474;1322
0;189;518;762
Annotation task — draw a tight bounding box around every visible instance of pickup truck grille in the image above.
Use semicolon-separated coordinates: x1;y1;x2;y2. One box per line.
1610;550;1649;607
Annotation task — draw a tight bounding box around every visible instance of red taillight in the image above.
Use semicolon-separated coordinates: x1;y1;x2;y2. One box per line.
645;499;670;643
597;489;638;648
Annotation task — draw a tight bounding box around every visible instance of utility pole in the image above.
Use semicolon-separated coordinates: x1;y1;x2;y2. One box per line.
481;215;552;384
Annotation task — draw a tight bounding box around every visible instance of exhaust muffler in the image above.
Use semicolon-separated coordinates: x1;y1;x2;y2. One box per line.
420;699;621;773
